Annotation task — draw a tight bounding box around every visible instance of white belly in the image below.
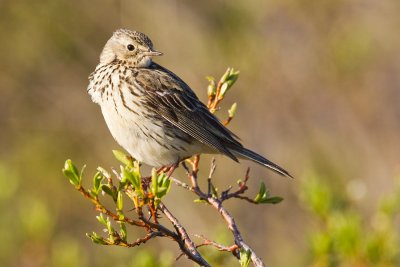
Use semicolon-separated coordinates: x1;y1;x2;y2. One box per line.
100;99;202;167
102;105;164;167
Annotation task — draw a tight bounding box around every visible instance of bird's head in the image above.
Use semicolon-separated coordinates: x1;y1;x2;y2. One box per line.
100;29;162;67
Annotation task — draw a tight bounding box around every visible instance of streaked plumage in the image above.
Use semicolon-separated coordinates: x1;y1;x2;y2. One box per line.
87;29;291;177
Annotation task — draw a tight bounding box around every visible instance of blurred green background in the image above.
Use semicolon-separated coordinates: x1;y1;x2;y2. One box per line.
1;0;400;266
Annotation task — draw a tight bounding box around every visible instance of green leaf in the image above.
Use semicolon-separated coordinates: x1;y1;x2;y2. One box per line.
261;196;284;204
86;232;107;245
106;216;114;233
253;182;283;204
228;102;237;118
119;222;127;242
206;76;216;97
156;172;171;198
162;176;171;189
96;213;107;226
254;182;268;203
91;171;104;196
158;173;170;189
219;82;229;100
112;150;133;167
156;187;168;198
218;68;240;99
239;248;251;267
117;191;123;211
62;159;81;186
101;185;117;202
119;166;127;184
121;166;136;188
63;170;80;186
132;162;142;192
151;170;172;207
219;68;232;84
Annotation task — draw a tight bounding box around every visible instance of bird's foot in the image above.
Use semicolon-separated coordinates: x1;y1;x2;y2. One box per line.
165;162;179;178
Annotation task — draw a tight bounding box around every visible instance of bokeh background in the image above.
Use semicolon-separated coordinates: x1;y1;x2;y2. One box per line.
1;0;400;266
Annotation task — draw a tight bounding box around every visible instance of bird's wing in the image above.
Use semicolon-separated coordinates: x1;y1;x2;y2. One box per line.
133;63;242;161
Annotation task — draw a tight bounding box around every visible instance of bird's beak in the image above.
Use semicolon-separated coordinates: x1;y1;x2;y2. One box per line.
146;49;163;56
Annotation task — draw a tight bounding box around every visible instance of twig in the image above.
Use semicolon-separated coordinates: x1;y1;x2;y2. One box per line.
208;158;217;180
75;185;145;227
207;197;265;267
195;234;239;256
176;234;240;261
182;161;201;192
159;202;211;267
209;80;223;113
170;177;193;192
116;231;164;247
230;195;258;204
220;168;251;202
184;162;266;267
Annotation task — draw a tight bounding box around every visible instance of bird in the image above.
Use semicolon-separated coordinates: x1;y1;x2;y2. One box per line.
87;29;291;178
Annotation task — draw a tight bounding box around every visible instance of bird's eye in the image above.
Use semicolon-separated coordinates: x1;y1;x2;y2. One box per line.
127;44;135;51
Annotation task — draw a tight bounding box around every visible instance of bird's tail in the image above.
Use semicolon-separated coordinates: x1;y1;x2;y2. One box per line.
231;147;293;178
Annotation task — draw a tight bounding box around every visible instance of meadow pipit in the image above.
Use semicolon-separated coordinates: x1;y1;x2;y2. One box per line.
87;29;291;177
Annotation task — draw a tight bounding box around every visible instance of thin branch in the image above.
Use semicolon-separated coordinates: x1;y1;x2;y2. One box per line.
170;176;193;192
176;234;240;261
195;234;239;256
116;231;164;247
182;161;201;192
231;195;258;204
183;162;266;267
76;185;145;227
220;168;251;202
223;116;233;126
159;202;211;267
208;158;217;179
206;197;265;267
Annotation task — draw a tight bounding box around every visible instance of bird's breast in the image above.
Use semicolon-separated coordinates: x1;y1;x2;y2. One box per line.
98;81;201;167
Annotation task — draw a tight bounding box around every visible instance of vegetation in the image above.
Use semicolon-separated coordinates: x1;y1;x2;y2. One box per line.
301;174;400;267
